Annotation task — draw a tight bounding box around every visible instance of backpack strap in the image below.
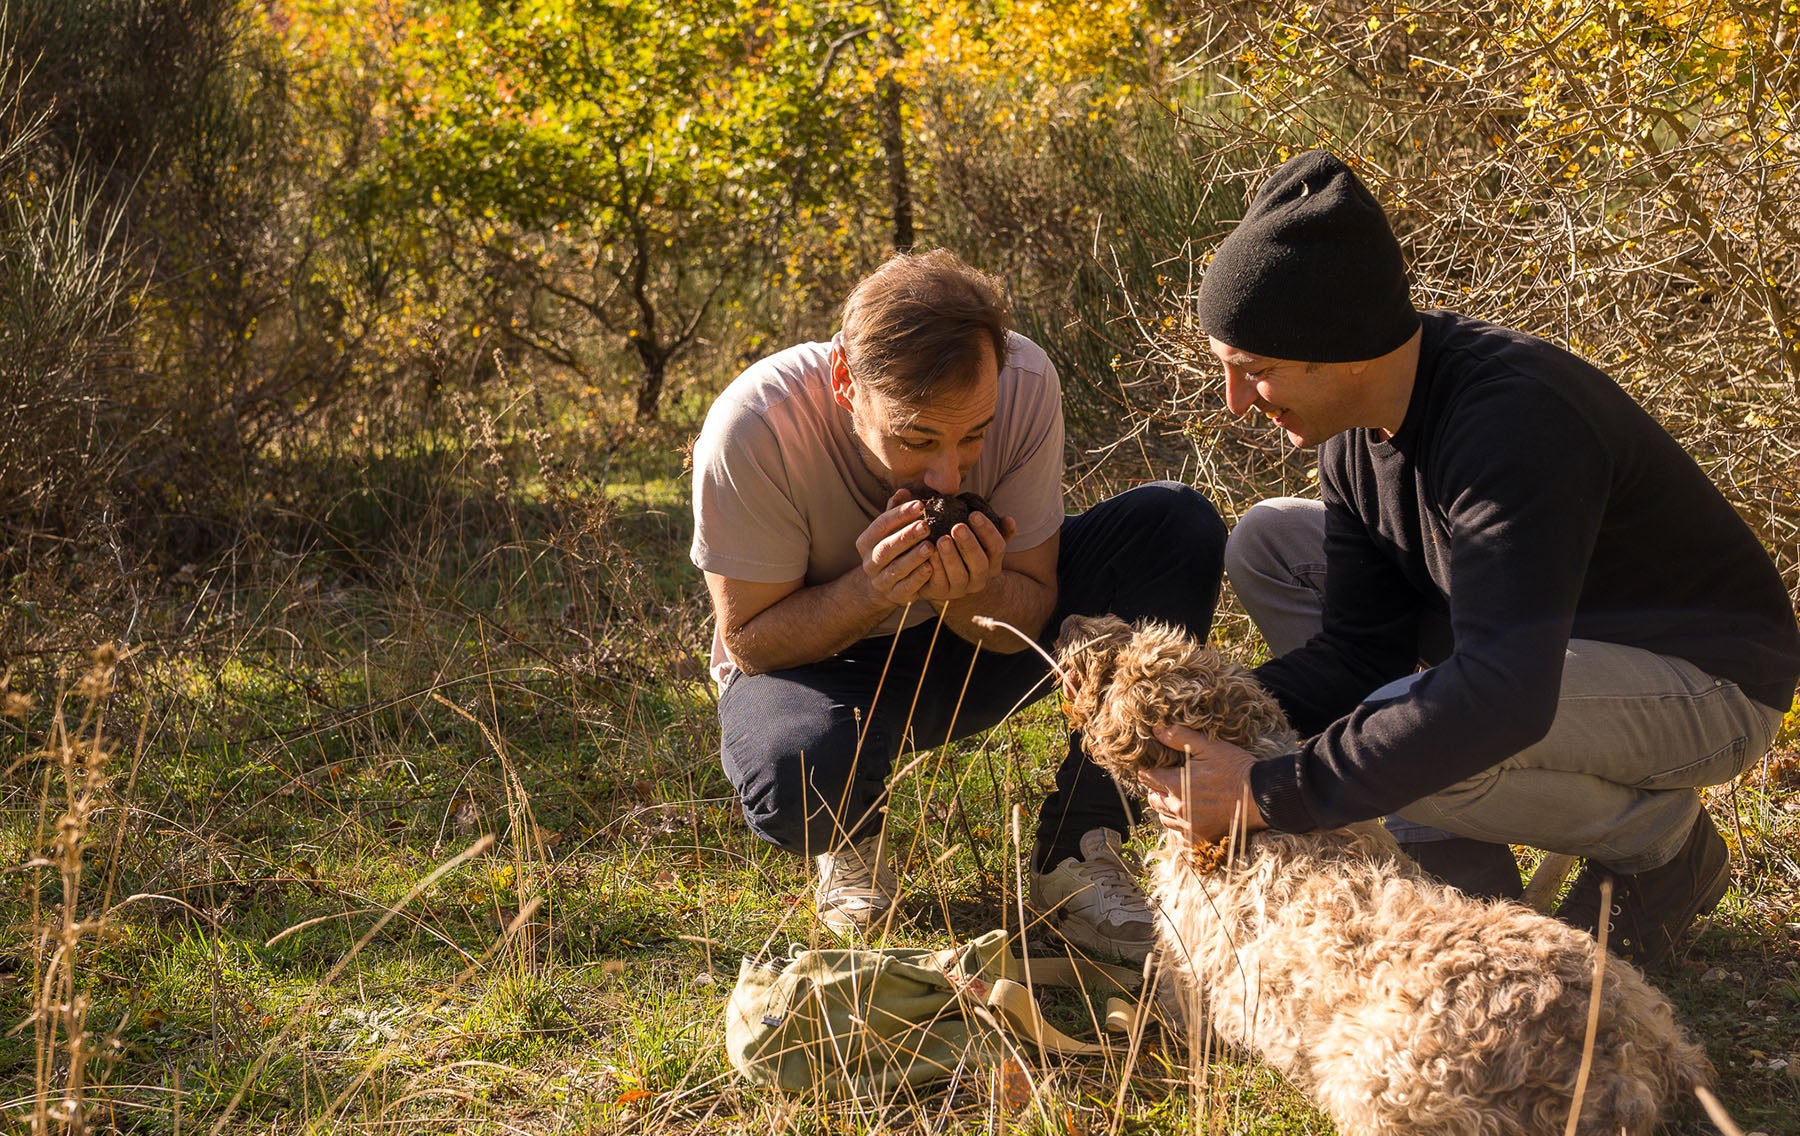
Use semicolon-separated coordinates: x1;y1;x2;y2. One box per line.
928;932;1157;1055
1010;955;1142;994
977;953;1148;1055
982;977;1115;1056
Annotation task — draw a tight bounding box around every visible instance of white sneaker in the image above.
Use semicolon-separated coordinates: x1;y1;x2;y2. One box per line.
816;834;898;933
1029;828;1156;963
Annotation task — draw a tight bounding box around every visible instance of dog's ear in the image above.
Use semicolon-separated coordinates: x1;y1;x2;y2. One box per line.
1205;664;1291;750
1061;656;1109;729
1056;636;1122;731
1124;622;1206;684
1106;635;1169;696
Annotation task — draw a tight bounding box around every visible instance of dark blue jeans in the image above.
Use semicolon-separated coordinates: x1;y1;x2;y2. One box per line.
717;481;1226;866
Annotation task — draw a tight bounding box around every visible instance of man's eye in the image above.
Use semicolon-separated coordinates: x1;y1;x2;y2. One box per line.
896;438;931;451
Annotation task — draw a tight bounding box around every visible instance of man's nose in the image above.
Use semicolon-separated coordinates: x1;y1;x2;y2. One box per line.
1223;368;1258;417
922;453;961;495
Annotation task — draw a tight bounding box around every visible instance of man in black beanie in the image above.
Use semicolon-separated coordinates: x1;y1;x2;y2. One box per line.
1139;150;1800;966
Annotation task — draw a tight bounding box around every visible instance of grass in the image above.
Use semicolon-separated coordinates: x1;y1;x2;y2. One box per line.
1;410;1797;1136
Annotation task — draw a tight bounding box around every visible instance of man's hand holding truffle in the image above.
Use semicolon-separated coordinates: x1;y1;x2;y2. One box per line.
907;488;1017;606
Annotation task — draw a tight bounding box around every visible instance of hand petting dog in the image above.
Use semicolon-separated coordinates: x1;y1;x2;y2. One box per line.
1141;725;1268;844
1057;624;1272;843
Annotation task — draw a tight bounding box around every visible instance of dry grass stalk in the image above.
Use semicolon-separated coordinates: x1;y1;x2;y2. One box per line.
22;646;129;1135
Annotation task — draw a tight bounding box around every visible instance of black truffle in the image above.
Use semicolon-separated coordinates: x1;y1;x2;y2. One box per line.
917;490;1003;541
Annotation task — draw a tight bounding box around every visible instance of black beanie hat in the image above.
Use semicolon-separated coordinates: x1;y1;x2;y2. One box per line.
1196;151;1418;363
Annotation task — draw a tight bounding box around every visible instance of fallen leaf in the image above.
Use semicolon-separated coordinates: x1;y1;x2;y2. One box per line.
996;1056;1033;1111
453;798;481;834
615;1088;656;1107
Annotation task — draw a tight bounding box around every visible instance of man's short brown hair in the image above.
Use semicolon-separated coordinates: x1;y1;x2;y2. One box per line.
840;249;1013;406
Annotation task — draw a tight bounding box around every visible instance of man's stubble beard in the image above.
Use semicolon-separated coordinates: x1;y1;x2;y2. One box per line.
845;409;904;501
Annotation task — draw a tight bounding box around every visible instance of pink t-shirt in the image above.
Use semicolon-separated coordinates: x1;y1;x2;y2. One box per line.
690;332;1065;681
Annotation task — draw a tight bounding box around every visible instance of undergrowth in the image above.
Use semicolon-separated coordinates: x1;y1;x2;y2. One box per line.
1;399;1795;1136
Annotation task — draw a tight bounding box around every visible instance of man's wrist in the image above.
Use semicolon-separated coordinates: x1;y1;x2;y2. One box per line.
936;576;1050;650
844;561;906;620
1248;752;1317;833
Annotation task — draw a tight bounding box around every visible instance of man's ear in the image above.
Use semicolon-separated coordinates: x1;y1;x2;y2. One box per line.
829;344;855;411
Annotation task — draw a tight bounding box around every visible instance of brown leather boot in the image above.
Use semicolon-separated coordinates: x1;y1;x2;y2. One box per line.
1556;810;1730;966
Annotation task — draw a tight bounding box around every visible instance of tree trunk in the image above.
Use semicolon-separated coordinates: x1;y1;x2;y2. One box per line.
633;341;665;422
877;73;913;252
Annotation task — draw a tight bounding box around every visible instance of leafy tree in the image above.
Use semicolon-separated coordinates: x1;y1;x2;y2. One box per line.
359;0;1183;420
380;0;858;421
820;0;1180;250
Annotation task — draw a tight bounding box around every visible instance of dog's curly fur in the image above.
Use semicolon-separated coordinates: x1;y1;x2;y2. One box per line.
1054;613;1713;1136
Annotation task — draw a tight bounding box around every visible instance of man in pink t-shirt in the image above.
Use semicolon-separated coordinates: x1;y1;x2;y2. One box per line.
690;249;1226;961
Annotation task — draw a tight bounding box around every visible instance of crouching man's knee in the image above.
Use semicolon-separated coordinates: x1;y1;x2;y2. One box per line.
718;681;892;855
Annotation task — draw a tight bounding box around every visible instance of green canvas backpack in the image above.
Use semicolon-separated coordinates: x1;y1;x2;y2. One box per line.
724;928;1145;1098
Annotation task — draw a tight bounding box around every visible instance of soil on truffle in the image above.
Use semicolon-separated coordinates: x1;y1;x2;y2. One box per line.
916;489;1003;540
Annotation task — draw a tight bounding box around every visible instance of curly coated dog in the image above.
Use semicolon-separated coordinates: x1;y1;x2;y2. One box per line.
1054;613;1712;1136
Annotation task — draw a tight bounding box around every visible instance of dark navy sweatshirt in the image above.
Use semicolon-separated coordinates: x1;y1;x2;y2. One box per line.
1248;310;1800;833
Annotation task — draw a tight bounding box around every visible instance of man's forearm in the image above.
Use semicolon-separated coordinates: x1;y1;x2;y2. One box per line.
931;569;1056;653
725;565;1053;673
724;570;903;675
